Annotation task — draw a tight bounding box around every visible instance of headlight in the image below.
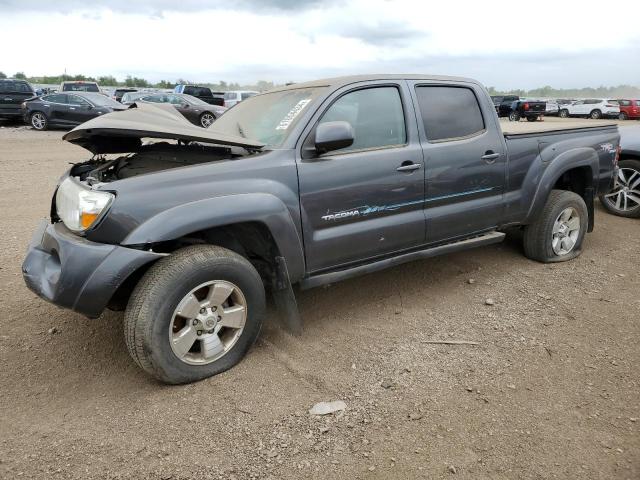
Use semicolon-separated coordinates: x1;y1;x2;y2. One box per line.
55;177;114;232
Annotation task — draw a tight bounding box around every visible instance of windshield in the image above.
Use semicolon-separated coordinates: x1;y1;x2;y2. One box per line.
182;94;210;106
209;87;325;147
83;93;122;107
64;82;100;92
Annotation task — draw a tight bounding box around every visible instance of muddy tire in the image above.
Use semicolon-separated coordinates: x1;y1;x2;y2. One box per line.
124;245;265;384
523;190;588;263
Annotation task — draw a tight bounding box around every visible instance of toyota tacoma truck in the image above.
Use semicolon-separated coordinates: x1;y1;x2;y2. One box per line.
22;75;620;384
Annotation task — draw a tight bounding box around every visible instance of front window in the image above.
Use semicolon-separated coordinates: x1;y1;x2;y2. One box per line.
182;94;210;106
209;87;326;147
81;93;121;108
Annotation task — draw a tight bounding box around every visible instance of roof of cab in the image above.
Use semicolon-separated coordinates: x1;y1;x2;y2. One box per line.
267;74;480;93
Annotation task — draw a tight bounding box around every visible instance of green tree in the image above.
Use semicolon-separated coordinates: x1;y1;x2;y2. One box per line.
0;71;6;79
14;72;27;79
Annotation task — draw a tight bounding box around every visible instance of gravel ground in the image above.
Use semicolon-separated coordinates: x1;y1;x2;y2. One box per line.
0;121;638;480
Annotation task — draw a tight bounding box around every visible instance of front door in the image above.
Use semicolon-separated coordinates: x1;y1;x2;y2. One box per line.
297;82;426;273
408;82;507;244
66;94;98;125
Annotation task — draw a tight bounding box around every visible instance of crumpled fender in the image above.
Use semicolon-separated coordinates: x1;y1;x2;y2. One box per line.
121;193;306;281
523;146;598;224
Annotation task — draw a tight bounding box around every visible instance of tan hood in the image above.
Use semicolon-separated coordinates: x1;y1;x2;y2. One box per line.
63;102;264;154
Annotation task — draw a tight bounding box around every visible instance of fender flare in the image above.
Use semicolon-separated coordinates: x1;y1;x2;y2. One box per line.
524;146;598;224
121;193;306;281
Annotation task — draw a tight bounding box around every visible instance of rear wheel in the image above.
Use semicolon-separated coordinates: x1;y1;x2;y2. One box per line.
523;190;588;263
124;245;265;384
199;112;215;128
30;111;48;130
590;109;602;119
598;159;640;218
618;112;628;120
559;109;569;118
508;111;520;122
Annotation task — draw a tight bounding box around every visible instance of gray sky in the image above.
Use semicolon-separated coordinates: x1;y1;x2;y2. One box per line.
1;0;639;89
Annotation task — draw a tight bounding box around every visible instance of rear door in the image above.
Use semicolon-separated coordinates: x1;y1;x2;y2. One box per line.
297;81;426;272
408;82;506;244
40;94;71;124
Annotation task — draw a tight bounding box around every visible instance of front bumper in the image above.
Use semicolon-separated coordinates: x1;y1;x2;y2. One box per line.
22;220;164;318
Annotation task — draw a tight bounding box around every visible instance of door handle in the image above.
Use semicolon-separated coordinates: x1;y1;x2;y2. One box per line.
396;162;421;172
481;152;500;163
69;107;75;110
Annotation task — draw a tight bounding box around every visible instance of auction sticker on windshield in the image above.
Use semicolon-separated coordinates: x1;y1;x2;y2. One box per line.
275;99;311;130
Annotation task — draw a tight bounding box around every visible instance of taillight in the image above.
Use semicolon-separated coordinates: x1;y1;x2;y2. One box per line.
523;103;529;110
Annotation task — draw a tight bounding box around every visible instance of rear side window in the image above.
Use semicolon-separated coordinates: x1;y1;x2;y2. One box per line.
415;86;485;142
43;94;68;104
319;86;406;153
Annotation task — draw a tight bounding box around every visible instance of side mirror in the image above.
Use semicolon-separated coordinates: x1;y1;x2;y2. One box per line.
315;121;354;154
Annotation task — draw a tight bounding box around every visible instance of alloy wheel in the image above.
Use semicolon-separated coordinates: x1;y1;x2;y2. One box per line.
169;280;247;365
31;113;46;130
603;167;640;213
551;207;580;255
200;113;215;128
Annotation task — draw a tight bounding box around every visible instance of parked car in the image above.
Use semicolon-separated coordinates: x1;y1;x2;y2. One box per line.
22;91;126;130
173;84;224;106
60;81;101;93
616;99;640;120
559;99;621;119
223;90;258;108
138;93;226;127
599;125;640;217
491;95;519;114
22;74;619;384
0;78;35;120
113;88;137;103
544;99;559;116
491;95;545;121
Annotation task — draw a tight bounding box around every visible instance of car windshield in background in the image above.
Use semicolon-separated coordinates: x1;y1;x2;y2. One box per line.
209;87;326;147
182;94;210;106
122;92;151;102
82;93;122;107
64;83;100;92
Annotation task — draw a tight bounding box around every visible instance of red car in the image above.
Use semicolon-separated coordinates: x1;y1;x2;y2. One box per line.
617;99;640;120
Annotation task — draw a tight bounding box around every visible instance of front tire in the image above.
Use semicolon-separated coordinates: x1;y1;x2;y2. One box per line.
124;245;265;384
30;111;48;130
598;159;640;218
523;190;588;263
590;109;602;119
559;109;569;118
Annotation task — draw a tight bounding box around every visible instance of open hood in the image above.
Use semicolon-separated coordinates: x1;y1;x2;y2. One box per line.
62;102;264;154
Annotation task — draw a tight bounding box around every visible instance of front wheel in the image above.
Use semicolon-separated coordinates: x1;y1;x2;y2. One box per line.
618;112;628;121
508;111;520;122
30;111;48;130
124;245;265;384
598;159;640;218
199;112;215;128
523;190;588;263
559;109;569;118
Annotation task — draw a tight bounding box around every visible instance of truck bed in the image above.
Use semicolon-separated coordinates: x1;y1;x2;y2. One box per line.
500;117;620;136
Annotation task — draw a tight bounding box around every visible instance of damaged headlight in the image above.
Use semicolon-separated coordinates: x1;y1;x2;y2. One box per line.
55;177;114;232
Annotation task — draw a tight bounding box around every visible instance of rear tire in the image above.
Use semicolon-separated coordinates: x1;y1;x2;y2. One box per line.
124;245;265;384
523;190;588;263
30;111;48;130
598;159;640;218
618;112;628;120
590;109;602;119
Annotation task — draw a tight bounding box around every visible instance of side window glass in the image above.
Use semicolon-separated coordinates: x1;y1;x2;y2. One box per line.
43;94;68;104
68;95;90;106
318;86;406;153
415;86;485;142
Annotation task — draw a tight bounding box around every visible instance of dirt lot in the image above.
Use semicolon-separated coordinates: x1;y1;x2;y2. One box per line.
0;120;638;480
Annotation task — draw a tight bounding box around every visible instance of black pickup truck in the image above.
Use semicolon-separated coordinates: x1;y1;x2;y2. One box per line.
23;75;619;384
492;95;546;121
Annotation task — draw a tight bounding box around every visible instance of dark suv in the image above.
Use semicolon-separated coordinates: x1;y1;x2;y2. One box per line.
174;84;224;106
0;79;35;120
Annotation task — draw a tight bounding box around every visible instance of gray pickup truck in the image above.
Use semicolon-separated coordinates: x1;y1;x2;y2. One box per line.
22;75;620;384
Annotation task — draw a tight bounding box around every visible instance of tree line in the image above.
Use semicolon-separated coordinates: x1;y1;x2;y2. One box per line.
0;71;277;92
1;71;639;97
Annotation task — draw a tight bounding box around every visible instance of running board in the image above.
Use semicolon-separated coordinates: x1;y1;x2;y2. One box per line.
300;231;506;290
